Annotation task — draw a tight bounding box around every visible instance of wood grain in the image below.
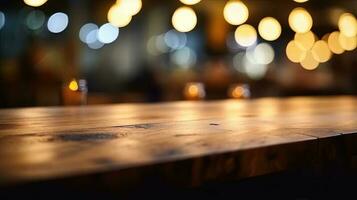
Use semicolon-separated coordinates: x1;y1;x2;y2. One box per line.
0;96;357;188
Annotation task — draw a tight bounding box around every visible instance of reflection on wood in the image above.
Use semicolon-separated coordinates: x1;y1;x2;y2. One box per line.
0;96;357;188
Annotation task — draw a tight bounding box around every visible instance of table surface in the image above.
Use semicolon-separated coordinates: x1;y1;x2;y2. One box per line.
1;96;357;187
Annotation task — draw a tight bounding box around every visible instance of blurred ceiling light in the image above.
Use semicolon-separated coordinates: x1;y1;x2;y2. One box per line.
107;3;132;27
311;40;331;63
23;0;48;7
79;23;98;43
155;34;169;53
243;54;268;80
164;29;187;50
234;24;257;47
253;43;275;65
233;52;246;73
179;0;201;5
288;7;313;33
223;0;249;25
338;33;357;51
171;47;197;68
172;7;197;32
328;31;345;54
294;31;315;50
117;0;142;16
300;51;319;70
86;29;99;44
88;40;105;50
294;0;309;2
258;17;281;41
97;23;119;44
147;36;159;56
286;40;306;63
0;11;5;30
47;12;69;33
338;13;357;37
26;10;45;30
68;80;78;91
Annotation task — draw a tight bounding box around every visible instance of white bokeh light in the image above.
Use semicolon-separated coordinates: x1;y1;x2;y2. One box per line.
0;11;5;30
171;47;197;68
97;23;119;44
26;10;45;30
164;29;187;51
47;12;69;33
79;23;98;43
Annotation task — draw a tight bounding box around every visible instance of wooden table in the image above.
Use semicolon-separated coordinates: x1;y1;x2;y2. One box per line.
1;96;357;194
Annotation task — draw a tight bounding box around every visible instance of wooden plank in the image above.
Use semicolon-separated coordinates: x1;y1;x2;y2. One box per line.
0;96;356;187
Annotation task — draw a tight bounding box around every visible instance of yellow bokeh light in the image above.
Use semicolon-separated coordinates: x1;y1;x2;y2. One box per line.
338;13;357;37
311;40;332;63
258;17;282;41
223;1;249;26
117;0;142;16
69;80;79;91
172;7;197;32
328;31;345;54
338;33;357;51
294;31;315;50
234;24;257;47
294;0;309;2
23;0;48;7
184;82;205;100
288;7;313;33
300;51;319;70
232;86;245;99
108;4;132;27
179;0;201;5
286;40;306;63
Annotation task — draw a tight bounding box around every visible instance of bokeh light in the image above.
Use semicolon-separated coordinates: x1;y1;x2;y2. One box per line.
294;31;315;51
286;40;306;63
223;0;249;26
288;7;313;33
23;0;48;7
171;47;197;68
294;0;309;2
68;79;78;91
338;33;357;51
253;43;275;65
311;40;332;63
234;24;257;47
47;12;69;33
107;3;132;28
79;23;98;43
328;31;345;54
184;82;205;100
88;40;105;50
0;11;6;30
172;7;197;32
26;10;45;30
300;51;319;70
258;17;281;41
164;29;187;50
97;23;119;44
179;0;201;5
338;13;357;37
117;0;142;16
229;84;250;99
243;55;268;80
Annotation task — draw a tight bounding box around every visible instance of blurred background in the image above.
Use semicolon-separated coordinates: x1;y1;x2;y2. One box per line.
0;0;356;108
